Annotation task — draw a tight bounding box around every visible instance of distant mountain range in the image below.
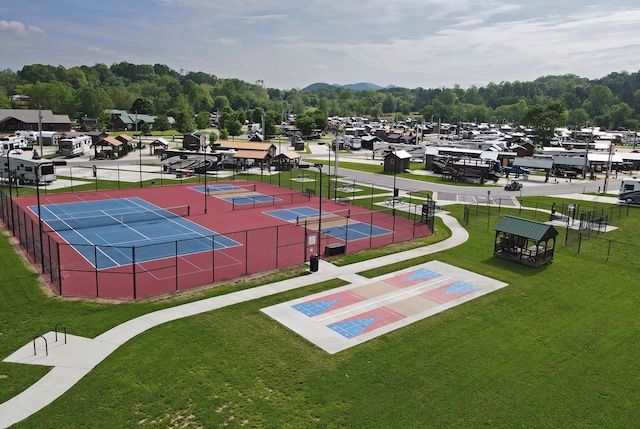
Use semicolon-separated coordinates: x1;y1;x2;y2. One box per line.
303;82;398;91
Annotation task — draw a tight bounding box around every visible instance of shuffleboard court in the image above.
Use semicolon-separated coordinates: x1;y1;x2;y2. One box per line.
261;261;509;354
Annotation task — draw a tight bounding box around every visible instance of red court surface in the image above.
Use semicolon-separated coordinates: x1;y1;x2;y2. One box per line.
3;181;432;300
261;261;509;354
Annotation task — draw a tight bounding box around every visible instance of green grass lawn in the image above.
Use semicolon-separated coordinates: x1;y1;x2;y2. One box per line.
3;198;640;427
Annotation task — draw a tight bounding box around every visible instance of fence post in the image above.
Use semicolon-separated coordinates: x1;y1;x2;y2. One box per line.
275;224;279;268
94;245;99;298
212;233;216;283
132;245;137;300
175;240;179;292
245;230;249;276
57;242;62;296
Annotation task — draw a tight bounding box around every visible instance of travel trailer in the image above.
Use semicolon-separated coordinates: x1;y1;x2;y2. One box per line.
59;135;91;157
15;130;62;146
0;135;29;152
0;149;56;184
618;178;640;204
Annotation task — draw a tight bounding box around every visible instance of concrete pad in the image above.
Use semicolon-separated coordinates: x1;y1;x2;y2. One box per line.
261;261;508;354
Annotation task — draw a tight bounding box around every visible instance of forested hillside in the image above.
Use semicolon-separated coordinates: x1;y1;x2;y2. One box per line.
1;62;640;133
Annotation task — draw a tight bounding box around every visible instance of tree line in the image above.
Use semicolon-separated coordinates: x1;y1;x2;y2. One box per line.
1;62;640;140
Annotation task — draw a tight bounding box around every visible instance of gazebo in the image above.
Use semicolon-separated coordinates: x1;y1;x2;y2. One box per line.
493;215;559;267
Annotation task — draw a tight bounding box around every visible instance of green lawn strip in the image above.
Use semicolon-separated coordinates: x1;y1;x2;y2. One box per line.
0;227;310;404
12;215;640;427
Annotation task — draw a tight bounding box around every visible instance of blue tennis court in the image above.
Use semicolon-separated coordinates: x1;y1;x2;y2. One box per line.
191;184;254;194
28;197;240;269
264;206;391;242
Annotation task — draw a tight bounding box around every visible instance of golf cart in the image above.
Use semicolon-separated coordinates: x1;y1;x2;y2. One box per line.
504;180;523;191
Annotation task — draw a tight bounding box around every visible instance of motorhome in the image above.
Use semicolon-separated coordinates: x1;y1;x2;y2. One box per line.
0;149;56;184
618;178;640;204
373;141;427;160
160;149;222;173
59;135;91;157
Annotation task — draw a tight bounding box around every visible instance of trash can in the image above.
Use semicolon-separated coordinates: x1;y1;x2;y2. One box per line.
309;254;319;272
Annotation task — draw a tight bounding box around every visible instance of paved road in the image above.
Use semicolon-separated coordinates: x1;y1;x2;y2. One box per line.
299;148;624;202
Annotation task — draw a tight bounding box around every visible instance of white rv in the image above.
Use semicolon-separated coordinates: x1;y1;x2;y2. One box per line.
15;130;62;146
618;178;640;204
0;135;29;152
59;135;91;157
0;150;56;184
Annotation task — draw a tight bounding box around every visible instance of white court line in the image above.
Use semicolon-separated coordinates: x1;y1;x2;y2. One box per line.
315;276;452;323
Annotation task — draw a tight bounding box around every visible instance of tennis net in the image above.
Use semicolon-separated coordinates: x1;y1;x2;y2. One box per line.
296;213;344;229
43;205;191;232
207;183;256;196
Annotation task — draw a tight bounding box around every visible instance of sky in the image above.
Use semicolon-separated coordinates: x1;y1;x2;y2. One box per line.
2;1;640;90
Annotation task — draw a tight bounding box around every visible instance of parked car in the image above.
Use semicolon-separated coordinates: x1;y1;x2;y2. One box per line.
502;166;530;177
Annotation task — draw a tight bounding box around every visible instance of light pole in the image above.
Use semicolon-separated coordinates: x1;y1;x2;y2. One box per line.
35;163;44;273
7;149;15;235
204;145;208;214
334;131;339;200
603;141;614;193
138;136;143;188
391;148;398;215
487;190;491;229
37;104;43;159
314;163;323;256
136;111;142;188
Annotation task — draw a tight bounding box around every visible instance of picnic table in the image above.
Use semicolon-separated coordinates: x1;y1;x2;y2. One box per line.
384;197;405;206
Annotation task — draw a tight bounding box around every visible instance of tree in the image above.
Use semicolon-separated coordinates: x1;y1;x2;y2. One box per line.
265;110;281;138
295;115;315;137
0;87;12;109
226;119;243;139
154;114;171;134
583;85;616;117
131;97;154;114
17;81;76;115
97;111;112;131
195;111;210;129
524;102;568;146
209;131;218;147
174;110;196;134
76;86;113;117
568;108;589;128
608;103;633;129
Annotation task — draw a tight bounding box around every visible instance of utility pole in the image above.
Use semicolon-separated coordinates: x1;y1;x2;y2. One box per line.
37;104;43;157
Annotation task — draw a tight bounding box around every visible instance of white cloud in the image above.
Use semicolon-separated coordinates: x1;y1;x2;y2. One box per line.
242;14;288;24
86;46;116;56
0;20;44;35
3;1;640;89
216;37;239;46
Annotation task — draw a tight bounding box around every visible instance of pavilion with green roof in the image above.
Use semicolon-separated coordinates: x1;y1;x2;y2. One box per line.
493;215;559;267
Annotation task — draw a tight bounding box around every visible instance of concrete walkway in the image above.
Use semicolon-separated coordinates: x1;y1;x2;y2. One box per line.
0;212;468;429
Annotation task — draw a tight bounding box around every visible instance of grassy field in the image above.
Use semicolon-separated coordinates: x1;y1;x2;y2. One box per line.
2;198;640;427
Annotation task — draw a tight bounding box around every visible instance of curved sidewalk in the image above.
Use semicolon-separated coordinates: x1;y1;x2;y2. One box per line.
0;212;467;428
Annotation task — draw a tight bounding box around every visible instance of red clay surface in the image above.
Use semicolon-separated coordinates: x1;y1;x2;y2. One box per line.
5;181;432;300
